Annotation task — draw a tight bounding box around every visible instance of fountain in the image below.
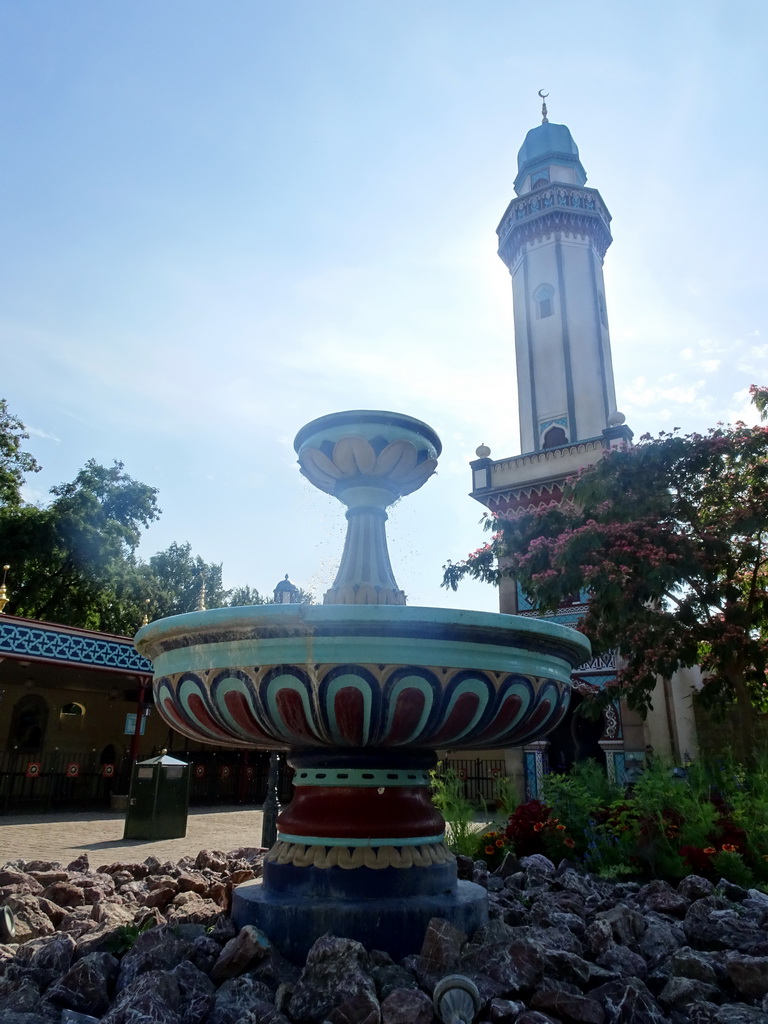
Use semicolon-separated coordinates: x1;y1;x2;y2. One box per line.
134;410;589;961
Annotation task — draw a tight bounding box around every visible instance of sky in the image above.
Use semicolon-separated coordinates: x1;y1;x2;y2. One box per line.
2;1;767;619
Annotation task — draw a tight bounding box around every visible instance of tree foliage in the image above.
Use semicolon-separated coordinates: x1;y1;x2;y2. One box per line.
444;395;768;753
0;399;41;507
0;400;301;632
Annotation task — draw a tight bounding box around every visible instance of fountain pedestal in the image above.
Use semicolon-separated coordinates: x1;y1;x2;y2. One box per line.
235;750;486;960
134;411;590;961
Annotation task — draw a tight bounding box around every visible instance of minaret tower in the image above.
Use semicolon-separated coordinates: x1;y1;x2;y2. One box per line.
497;93;618;453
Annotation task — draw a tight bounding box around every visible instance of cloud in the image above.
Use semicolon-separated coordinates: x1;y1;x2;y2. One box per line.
26;426;61;443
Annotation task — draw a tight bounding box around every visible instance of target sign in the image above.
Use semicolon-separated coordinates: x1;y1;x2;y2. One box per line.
102;764;115;778
244;766;254;779
66;763;80;778
26;762;41;778
194;765;205;778
220;766;231;779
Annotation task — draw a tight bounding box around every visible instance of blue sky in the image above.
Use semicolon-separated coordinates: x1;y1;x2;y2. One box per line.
2;1;766;617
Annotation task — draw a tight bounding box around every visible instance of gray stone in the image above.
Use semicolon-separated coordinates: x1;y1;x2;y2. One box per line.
637;915;685;965
459;938;543;991
379;986;433;1024
678;876;715;901
209;975;276;1024
684;899;767;953
520;854;557;876
657;975;721;1008
325;989;381;1024
47;951;119;1016
288;935;376;1024
531;988;606;1023
668;946;720;984
169;960;216;1024
28;932;76;975
594;905;646;948
420;916;466;970
6;895;56;941
596;945;649;980
486;997;527;1022
590;978;666;1023
724;952;768;999
41;881;85;908
210;924;271;982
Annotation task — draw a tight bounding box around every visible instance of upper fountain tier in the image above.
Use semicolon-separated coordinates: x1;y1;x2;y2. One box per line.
295;411;442;605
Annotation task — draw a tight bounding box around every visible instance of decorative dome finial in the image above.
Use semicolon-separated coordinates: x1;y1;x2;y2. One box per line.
538;89;549;124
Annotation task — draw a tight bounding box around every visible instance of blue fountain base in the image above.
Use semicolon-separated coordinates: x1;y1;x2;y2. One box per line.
231;879;489;962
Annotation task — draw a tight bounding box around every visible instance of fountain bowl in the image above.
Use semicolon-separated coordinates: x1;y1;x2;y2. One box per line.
134;603;589;753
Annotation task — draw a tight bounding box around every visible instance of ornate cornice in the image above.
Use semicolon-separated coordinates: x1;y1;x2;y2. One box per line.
497;185;612;267
0;615;152;675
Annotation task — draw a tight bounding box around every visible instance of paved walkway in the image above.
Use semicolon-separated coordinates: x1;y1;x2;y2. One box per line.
0;806;266;868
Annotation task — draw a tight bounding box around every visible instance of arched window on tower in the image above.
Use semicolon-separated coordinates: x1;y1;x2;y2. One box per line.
534;284;555;320
542;425;568;449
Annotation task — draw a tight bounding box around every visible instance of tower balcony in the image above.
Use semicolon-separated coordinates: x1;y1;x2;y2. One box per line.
497;185;612;267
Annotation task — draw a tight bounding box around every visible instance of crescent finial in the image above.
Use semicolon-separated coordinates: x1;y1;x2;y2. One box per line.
538;89;549;123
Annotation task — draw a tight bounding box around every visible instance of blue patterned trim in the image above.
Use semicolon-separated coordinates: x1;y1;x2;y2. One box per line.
0;620;152;674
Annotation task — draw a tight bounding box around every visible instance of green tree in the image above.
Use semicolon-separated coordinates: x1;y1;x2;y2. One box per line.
2;460;161;630
147;541;229;618
227;585;270;607
0;399;40;507
444;396;768;759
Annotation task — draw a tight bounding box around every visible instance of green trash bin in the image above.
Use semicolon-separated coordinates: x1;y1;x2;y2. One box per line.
123;752;190;840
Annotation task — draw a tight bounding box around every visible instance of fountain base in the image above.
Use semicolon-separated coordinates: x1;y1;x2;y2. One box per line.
231;877;488;962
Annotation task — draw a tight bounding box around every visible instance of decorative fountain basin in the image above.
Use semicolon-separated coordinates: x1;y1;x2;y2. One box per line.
134;411;590;960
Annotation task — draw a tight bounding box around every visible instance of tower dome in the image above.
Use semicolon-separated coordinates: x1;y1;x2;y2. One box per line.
514;121;587;195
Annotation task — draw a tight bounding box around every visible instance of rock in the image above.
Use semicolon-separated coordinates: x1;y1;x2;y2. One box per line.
420;917;466;970
195;850;229;874
678;876;715;901
637;915;685;965
324;989;381;1024
288;936;377;1024
657;975;721;1008
459;937;543;991
585;918;615;958
176;872;208;894
724;952;768;999
27;932;76;975
520;854;556;876
590;978;666;1024
380;986;433;1024
636;880;690;918
667;946;720;984
209;975;276;1024
6;895;56;941
210;924;271;982
66;854;89;873
596;944;649;979
170;959;215;1024
684;899;767;953
531;988;606;1023
594;905;646;948
41;881;85;909
101;967;181;1024
143;885;177;910
47;951;119;1016
0;869;44;895
486;997;528;1022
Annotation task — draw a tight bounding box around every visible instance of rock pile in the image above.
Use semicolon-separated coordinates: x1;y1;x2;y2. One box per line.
1;848;768;1023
